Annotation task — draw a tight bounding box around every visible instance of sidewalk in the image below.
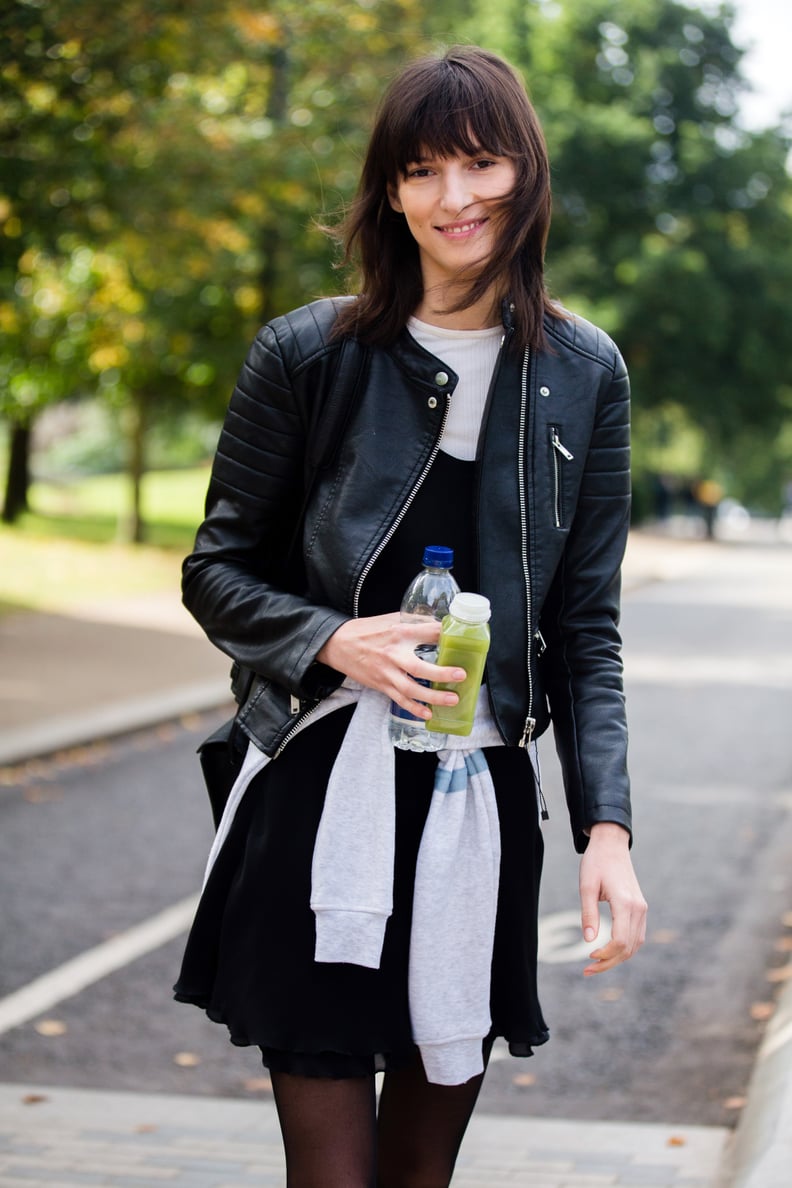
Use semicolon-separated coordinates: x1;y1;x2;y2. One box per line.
0;590;232;768
0;1081;730;1188
1;527;791;1187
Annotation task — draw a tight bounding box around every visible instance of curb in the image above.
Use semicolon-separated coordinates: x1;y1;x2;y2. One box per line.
0;679;232;768
717;966;792;1187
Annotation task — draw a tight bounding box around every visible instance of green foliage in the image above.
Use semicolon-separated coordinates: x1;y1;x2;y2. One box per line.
0;0;464;531
32;400;220;476
464;0;792;511
2;0;791;528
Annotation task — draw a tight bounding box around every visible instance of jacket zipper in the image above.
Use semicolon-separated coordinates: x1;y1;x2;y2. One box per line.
273;702;320;758
551;428;574;529
352;395;453;617
518;350;548;819
278;387;455;756
517;348;536;751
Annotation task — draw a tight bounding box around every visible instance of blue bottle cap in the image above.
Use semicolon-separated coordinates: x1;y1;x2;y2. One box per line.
422;545;454;568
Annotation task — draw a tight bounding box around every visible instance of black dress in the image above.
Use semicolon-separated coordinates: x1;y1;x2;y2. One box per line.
174;452;549;1076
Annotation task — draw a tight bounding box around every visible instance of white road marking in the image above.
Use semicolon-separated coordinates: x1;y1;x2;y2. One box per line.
0;899;598;1040
537;909;612;964
0;893;199;1037
624;654;792;687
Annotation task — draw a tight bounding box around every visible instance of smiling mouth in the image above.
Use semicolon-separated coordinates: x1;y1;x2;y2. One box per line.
436;218;488;235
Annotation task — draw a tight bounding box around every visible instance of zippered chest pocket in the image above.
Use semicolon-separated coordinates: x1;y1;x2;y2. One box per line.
549;425;575;529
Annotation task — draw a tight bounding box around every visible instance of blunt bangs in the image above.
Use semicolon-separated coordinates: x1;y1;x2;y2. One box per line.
383;55;535;182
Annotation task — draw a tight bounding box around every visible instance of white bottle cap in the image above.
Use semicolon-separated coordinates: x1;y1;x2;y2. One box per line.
449;592;491;623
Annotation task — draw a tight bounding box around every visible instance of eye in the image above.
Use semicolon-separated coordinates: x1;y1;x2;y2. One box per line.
472;158;498;170
405;165;434;179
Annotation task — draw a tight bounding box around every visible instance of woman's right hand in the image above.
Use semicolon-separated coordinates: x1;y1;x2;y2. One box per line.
316;613;464;719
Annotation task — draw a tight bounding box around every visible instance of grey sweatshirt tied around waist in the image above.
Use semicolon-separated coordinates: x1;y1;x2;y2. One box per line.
203;682;509;1086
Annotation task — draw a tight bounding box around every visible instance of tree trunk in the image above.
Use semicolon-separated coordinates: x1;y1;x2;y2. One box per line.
259;224;282;325
119;393;148;544
259;42;290;323
2;419;33;524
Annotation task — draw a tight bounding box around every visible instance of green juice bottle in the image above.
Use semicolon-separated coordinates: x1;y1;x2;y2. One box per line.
427;593;491;737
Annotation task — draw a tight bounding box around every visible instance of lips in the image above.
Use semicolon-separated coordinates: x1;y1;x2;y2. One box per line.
435;218;488;235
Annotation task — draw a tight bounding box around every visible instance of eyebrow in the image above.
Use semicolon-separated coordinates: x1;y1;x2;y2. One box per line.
406;146;490;165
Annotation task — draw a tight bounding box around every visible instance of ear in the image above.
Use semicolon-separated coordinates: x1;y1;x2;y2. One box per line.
387;183;404;214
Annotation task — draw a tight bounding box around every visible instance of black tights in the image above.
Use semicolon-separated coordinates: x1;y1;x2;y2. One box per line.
270;1046;490;1188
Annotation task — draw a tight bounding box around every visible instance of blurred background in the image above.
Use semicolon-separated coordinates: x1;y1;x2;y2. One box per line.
2;0;791;590
2;4;792;1162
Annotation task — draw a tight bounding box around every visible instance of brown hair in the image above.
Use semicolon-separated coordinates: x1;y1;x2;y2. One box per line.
331;46;557;351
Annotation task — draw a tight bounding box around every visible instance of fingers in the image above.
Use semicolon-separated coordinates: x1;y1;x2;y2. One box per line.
578;831;647;977
580;901;600;946
583;939;623;976
579;869;602;943
394;687;456;717
315;612;465;711
399;615;443;644
582;893;647;976
411;652;465;687
583;931;640;976
390;663;464;719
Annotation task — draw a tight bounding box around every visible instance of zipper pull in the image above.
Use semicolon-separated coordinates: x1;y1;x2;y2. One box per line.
519;716;536;748
551;430;574;461
526;735;550;821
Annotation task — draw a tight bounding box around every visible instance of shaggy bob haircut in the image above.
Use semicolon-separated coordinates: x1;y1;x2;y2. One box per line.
331;46;558;351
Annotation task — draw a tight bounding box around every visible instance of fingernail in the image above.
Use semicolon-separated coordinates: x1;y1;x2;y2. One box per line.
452;669;465;681
584;927;595;941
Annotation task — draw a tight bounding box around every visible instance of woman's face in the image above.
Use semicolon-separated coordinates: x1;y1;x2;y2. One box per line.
388;148;516;295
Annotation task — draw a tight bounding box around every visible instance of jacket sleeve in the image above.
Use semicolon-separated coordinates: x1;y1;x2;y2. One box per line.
181;322;349;701
540;342;632;852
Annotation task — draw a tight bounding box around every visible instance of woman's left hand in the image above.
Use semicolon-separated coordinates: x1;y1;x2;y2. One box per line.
578;822;647;976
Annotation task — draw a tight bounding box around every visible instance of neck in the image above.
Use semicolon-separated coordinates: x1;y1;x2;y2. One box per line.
414;277;503;331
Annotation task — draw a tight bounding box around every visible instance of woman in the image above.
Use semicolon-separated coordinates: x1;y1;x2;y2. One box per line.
175;45;647;1188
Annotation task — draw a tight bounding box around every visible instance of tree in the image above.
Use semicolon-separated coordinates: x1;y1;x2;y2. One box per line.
1;0;467;536
0;243;99;521
461;0;792;511
1;1;243;532
8;0;788;528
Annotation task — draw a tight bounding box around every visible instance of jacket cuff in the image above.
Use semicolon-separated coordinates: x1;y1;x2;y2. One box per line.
300;660;345;700
291;609;350;698
577;808;633;853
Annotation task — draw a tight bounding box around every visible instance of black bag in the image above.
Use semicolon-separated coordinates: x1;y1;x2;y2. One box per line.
198;717;246;830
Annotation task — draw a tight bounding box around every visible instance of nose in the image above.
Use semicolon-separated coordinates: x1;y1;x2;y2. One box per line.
439;165;473;215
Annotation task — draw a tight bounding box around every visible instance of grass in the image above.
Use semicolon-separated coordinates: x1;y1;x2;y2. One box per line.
0;466;211;614
26;466;211;549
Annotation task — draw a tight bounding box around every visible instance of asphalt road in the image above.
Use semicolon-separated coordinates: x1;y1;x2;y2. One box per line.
1;539;791;1128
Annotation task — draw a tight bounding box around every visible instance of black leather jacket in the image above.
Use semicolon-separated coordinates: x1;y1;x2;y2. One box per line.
183;297;632;851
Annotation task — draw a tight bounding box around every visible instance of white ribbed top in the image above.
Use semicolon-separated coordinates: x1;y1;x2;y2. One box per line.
408;317;503;461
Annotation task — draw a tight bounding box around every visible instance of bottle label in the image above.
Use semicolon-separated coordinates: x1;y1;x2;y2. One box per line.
390;677;430;723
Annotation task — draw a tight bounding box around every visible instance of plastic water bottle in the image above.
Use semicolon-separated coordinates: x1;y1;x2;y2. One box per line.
389;545;460;752
426;593;491;737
